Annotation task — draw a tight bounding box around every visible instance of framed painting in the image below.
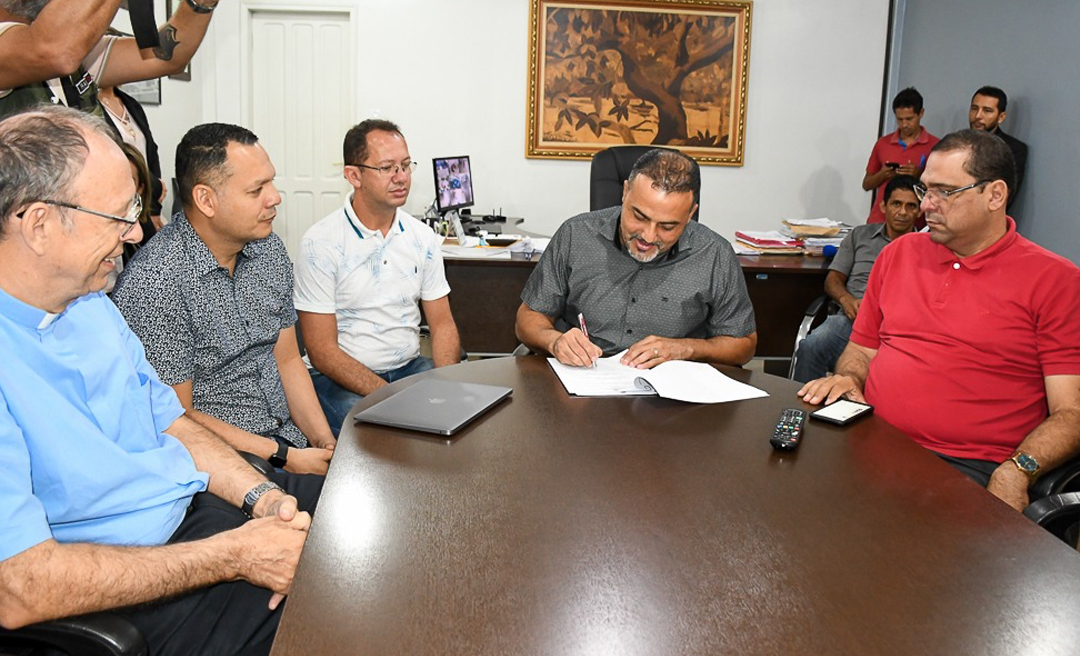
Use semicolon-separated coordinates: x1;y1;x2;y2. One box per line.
526;0;753;166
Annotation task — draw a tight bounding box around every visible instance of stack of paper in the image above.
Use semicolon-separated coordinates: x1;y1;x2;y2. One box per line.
781;218;844;238
802;236;846;256
734;230;803;255
547;352;769;404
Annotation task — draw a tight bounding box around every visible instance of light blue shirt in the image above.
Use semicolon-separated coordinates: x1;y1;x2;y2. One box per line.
0;289;208;562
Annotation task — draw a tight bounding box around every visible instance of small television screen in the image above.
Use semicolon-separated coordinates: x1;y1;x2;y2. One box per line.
433;155;474;213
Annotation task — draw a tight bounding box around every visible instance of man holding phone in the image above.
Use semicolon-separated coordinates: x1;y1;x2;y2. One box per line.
861;87;939;225
800;129;1080;514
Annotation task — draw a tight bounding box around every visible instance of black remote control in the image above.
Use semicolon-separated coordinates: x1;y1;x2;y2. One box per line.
770;408;807;451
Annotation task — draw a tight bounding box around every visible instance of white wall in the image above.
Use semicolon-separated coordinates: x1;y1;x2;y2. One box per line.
147;0;891;237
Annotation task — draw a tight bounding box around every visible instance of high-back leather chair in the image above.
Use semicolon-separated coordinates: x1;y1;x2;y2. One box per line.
589;146;700;221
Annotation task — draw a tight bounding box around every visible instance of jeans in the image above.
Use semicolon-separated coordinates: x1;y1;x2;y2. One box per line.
792;313;853;383
311;356;435;436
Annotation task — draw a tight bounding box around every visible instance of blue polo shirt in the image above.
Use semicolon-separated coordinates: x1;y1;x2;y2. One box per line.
0;289;208;561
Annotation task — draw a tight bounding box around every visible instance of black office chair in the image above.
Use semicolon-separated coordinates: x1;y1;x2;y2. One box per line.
1029;455;1080;501
1024;491;1080;547
0;452;275;656
786;295;837;379
589;146;700;221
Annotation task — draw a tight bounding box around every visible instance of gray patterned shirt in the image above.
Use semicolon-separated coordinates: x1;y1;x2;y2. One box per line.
112;214;306;447
521;206;755;355
829;223;898;299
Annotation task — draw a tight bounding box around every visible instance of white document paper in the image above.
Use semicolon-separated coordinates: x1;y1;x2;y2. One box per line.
547;352;769;404
782;217;841;227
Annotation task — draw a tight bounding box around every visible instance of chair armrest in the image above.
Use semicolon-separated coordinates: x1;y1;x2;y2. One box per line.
1023;491;1080;547
788;294;833;379
1030;455;1080;500
238;451;275;476
0;612;147;656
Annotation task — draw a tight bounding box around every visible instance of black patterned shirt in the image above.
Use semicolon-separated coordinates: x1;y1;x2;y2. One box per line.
112;214;306;447
521;206;756;355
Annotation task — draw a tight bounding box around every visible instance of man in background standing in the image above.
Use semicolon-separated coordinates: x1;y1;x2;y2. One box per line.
969;85;1028;208
861;87;939;225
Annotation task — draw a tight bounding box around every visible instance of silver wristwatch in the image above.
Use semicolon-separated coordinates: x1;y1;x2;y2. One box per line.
241;481;285;518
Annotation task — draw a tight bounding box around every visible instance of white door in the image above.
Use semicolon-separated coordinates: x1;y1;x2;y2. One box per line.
244;8;354;257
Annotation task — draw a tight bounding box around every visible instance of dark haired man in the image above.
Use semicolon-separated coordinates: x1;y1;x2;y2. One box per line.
0;106;317;656
862;87;939;224
800;130;1080;513
114;122;337;475
515;148;756;368
0;0;220;120
969;85;1028;206
792;175;920;383
294;119;461;434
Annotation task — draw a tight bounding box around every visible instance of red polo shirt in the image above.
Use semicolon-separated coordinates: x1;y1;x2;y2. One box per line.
865;127;939;224
850;219;1080;461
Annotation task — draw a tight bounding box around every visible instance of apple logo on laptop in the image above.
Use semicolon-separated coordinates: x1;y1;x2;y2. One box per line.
428;397;446;405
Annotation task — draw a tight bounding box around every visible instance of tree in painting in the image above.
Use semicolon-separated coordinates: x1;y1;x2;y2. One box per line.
543;6;737;147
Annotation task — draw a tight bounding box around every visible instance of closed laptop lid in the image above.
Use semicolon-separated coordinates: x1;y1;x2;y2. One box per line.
354;379;513;436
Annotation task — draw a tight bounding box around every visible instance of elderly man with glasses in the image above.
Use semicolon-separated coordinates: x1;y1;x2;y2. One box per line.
294;119;461;435
0;107;320;656
799;129;1080;513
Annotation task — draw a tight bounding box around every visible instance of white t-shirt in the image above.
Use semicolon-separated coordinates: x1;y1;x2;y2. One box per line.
0;24;117;101
294;200;451;373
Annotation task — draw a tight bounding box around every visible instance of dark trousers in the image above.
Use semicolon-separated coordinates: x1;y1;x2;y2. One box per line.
119;471;323;656
937;453;1000;487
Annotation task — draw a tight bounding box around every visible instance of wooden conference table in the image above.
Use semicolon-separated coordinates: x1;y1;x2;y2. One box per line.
271;357;1080;656
444;254;828;369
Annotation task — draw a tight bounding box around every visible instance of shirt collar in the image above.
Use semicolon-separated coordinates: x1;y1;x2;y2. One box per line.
343;196;405;240
175;212;271;276
0;284;51;330
868;223;889;240
933;216;1019;270
175;213;227;277
0;285;100;331
891;127;929;147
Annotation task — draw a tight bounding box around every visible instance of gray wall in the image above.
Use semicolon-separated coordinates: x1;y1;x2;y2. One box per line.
895;0;1080;263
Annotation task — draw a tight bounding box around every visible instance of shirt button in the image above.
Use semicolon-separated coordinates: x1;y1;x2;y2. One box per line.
953;262;960;270
626;329;633;334
631;297;636;303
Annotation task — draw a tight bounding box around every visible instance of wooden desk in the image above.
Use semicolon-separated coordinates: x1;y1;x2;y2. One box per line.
738;255;830;373
444;254;829;365
272;357;1080;656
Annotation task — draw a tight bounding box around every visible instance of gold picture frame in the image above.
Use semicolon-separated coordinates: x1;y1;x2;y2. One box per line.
526;0;752;166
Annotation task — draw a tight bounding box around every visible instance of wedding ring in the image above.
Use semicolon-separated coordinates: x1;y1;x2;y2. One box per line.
653;348;659;357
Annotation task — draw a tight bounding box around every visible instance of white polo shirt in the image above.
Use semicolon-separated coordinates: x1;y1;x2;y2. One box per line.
294;200;450;373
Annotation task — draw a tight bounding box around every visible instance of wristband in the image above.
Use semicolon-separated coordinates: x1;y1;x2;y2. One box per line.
185;0;217;14
241;481;285;518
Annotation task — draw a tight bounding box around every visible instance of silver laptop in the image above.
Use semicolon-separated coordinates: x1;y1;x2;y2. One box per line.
353;379;513;436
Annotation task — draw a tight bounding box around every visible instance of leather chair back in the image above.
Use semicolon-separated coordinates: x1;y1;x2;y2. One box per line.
589;146;700;221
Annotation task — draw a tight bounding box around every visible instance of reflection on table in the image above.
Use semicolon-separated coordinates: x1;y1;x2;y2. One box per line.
271;356;1080;656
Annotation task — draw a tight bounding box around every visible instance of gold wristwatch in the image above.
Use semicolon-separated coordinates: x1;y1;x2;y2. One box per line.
1008;451;1040;480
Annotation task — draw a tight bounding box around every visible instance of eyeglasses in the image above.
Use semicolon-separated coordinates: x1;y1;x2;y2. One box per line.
912;180;989;204
353;160;417;177
17;196;143;238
